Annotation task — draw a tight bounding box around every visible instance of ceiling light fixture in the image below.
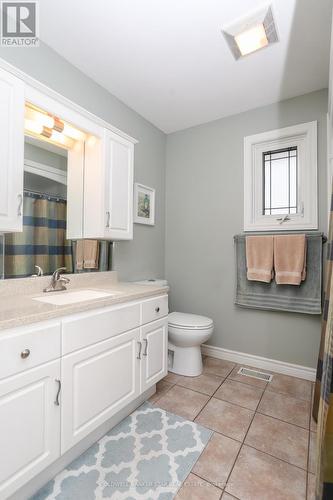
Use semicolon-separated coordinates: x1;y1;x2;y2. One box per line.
222;5;278;60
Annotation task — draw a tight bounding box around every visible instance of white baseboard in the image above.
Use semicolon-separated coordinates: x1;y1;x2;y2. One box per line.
201;344;316;381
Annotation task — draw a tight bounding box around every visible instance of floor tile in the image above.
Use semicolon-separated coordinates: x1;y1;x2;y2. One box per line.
163;372;183;384
310;416;317;432
149;380;173;403
307;473;315;500
226;445;307;500
267;373;312;401
227;364;268;389
156;385;210;420
176;373;224;396
215;379;263;410
195;397;254;441
193;432;241;488
245;413;308;469
221;493;238;499
175;473;222;500
308;431;316;473
203;357;236;377
258;390;310;428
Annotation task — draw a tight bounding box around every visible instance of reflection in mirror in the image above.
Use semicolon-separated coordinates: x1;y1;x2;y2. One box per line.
1;137;112;279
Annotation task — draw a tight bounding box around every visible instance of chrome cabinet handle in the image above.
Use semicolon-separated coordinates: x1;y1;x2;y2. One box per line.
20;348;30;359
155;306;160;313
106;211;111;228
17;193;23;216
54;379;61;406
143;339;148;356
137;341;142;360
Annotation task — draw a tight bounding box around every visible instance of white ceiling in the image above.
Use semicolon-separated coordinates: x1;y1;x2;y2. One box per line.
39;0;332;133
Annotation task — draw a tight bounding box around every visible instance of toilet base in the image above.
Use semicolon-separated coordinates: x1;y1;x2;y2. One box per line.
168;342;203;377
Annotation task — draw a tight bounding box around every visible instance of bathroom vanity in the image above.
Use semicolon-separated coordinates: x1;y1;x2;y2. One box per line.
0;60;169;499
0;274;168;499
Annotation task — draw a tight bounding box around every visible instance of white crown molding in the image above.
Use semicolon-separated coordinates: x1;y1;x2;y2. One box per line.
0;57;138;144
201;344;316;381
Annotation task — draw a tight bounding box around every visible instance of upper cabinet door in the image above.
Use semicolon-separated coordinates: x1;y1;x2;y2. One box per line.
0;69;25;232
104;130;134;240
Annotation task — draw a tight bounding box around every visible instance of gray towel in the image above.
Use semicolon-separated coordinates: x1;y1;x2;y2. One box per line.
235;233;323;315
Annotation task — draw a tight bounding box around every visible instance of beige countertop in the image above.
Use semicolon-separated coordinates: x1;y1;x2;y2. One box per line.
0;272;168;331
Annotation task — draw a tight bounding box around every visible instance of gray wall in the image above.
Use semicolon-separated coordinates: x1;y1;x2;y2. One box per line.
166;89;328;368
0;43;166;281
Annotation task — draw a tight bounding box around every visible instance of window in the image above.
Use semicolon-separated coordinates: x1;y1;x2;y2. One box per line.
263;147;297;216
244;121;317;231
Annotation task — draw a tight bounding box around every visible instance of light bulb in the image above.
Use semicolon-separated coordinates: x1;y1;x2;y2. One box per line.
235;23;268;56
24;118;43;135
63;123;86;141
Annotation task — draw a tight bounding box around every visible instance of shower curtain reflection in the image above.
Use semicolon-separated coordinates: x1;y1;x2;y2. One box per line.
4;191;73;278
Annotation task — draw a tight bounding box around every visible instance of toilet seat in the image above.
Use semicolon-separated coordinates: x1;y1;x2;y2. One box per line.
168;312;213;330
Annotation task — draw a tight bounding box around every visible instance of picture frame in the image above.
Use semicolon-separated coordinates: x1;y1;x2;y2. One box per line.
133;183;155;225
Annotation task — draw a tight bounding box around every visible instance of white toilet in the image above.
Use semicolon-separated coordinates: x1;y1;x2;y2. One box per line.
168;312;214;377
134;279;214;377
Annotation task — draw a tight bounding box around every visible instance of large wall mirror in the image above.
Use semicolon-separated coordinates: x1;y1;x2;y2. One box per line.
0;134;112;279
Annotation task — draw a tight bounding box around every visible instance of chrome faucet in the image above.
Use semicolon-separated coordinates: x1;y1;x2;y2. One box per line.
32;265;44;277
43;267;70;293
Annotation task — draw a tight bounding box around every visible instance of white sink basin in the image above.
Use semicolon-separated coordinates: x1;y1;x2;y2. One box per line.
33;289;118;306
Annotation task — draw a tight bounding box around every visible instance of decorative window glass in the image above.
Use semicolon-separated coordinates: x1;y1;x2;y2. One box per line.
263;147;297;216
244;122;317;231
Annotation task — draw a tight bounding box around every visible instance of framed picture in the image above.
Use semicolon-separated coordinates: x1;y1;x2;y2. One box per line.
134;183;155;225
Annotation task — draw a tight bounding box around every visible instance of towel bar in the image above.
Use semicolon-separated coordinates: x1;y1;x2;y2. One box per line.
234;232;327;243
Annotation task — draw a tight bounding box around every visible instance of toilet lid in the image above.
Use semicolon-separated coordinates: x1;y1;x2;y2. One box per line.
168;312;213;329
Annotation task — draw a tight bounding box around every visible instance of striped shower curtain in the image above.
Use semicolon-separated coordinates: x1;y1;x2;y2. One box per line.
4;192;73;278
313;187;333;499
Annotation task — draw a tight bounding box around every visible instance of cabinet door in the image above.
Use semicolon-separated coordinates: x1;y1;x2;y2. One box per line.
0;361;61;499
104;130;134;240
61;328;141;453
0;68;25;232
141;318;168;392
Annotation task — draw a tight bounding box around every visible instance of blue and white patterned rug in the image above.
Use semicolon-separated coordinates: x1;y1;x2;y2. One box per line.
31;402;212;500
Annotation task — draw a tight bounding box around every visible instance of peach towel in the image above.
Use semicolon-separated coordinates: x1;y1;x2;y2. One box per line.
274;234;307;285
245;235;274;283
76;240;99;270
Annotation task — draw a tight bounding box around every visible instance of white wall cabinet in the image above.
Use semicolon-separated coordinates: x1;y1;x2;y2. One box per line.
61;328;141;452
141;318;168;393
0;360;61;499
0;68;24;232
0;66;137;239
84;130;134;240
104;131;134;240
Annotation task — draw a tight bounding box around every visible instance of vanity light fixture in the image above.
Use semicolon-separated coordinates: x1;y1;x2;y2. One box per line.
24;103;87;149
222;4;278;59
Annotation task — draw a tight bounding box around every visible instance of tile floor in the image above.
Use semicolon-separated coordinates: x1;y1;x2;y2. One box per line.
150;356;317;500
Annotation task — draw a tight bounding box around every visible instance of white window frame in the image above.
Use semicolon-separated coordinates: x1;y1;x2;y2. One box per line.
244;121;318;232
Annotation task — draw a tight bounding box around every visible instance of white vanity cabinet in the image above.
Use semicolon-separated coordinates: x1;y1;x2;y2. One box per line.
0;360;61;499
0;68;24;232
140;318;168;393
61;328;141;452
0;293;168;498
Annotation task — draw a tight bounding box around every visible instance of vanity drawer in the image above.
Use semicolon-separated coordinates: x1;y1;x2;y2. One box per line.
141;295;168;325
62;301;141;354
0;321;61;380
